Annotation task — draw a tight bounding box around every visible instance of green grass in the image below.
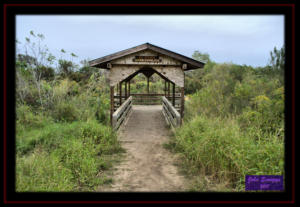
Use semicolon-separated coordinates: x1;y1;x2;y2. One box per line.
16;120;123;192
168;115;284;191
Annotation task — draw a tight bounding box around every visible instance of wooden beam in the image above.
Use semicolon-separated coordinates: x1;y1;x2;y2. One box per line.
129;80;131;96
164;80;167;97
172;82;175;106
110;86;114;126
125;81;128;99
180;87;184;125
147;76;150;94
119;81;122;105
168;81;170;99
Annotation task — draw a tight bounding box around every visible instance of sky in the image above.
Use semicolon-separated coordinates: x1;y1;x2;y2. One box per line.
16;15;284;67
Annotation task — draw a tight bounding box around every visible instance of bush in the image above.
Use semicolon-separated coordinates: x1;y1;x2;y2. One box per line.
16;104;52;129
52;102;78;122
36;66;55;80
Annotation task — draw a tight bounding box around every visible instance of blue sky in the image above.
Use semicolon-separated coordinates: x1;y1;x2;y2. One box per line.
16;15;284;67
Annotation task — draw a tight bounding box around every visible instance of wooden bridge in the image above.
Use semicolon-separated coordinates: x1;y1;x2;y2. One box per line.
89;43;205;130
111;93;182;130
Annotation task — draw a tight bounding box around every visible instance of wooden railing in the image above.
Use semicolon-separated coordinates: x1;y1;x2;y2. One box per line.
162;96;181;128
131;93;162;105
112;96;132;130
114;93;181;109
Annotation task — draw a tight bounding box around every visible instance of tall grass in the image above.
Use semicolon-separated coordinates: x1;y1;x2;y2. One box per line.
16;119;122;192
173;115;284;191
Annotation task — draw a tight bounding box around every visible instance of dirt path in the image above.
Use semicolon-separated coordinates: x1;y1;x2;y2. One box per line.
98;105;187;192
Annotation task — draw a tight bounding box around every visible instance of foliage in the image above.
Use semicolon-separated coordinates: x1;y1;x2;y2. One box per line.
170;47;285;191
16;31;121;192
192;50;211;63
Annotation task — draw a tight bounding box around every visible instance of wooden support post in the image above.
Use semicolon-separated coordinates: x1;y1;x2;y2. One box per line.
110;86;114;126
172;82;175;106
147;76;149;94
125;81;128;100
180;87;184;125
119;81;122;105
164;80;166;97
128;80;131;96
168;81;170;99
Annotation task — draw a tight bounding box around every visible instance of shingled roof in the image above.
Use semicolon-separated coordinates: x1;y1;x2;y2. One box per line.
89;43;205;71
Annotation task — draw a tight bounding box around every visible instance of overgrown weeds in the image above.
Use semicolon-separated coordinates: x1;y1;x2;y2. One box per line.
16;120;122;191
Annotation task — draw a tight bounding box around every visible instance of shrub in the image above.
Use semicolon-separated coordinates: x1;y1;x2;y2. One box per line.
36;66;55;80
52;79;79;101
16;104;52;129
52;102;78;122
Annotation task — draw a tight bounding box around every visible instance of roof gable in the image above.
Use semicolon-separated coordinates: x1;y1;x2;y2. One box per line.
89;43;205;70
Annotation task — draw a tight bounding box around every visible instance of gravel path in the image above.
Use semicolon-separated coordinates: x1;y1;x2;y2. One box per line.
98;105;187;192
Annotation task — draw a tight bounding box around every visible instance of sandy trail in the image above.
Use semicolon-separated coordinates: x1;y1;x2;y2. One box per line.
98;105;187;192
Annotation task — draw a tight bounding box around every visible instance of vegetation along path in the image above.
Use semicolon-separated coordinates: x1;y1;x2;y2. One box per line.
98;105;187;192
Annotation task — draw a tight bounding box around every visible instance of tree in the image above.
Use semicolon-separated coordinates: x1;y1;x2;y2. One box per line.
22;31;55;107
269;46;285;83
58;59;74;77
269;46;285;72
192;50;211;63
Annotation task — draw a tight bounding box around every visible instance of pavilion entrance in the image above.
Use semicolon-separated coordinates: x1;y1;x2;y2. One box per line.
89;43;205;130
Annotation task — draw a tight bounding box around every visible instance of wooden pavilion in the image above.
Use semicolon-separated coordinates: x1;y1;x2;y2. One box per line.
89;43;205;129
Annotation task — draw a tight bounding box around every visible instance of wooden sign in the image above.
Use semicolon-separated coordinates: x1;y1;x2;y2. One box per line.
133;56;162;62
